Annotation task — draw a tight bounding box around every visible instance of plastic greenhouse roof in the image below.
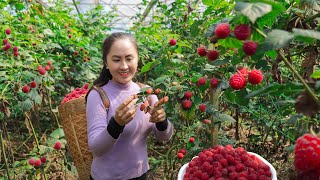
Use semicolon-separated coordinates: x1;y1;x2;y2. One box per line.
46;0;176;32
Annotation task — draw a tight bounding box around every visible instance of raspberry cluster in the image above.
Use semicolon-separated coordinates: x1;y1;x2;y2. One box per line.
138;87;169;113
294;133;320;179
183;145;272;180
60;83;89;104
229;68;263;90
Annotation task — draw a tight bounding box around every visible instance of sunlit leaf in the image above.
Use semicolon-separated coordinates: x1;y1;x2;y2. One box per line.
261;30;294;51
293;28;320;40
235;2;272;23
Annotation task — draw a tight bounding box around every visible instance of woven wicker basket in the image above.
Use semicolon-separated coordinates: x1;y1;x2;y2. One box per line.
58;95;92;180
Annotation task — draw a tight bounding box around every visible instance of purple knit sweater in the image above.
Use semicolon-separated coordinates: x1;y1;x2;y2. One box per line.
86;80;174;180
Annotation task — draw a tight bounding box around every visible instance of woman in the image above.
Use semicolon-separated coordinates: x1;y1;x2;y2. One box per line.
86;32;174;180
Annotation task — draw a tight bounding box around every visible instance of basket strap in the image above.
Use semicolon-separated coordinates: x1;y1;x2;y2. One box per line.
92;86;110;111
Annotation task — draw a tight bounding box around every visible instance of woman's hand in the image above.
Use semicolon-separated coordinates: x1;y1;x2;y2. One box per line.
114;95;138;126
148;100;166;123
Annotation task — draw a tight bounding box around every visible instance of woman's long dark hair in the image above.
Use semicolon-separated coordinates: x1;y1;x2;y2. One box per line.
85;32;138;102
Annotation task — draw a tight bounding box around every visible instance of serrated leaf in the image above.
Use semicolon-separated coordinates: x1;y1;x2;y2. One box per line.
235;2;272;23
50;128;65;139
191;20;203;37
293;28;320;40
21;99;33;111
262;30;294;51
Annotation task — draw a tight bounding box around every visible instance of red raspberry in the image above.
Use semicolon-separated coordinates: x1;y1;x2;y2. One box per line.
40;156;46;163
154;88;161;95
198;104;206;112
38;68;46;75
74;51;79;55
201;172;209;180
184;91;192;99
197;77;206;86
2;38;8;45
197;46;207;56
229;73;246;90
22;85;30;93
210;78;219;88
4;43;11;50
169;38;176;46
83;83;89;89
178;149;187;155
189;137;195;143
219;158;228;167
215;23;230;39
182;99;192;109
229;172;238;180
235;163;245;172
14;51;19;57
13;46;18;52
177;152;184;159
45;65;50;71
28;157;35;165
202;119;211;124
54;141;62;150
5;28;11;35
206;50;219;61
34;159;41;167
243;41;258;56
204;150;213;157
146;87;153;94
248;69;263;85
234;24;251;40
294;133;320;173
237;67;249;77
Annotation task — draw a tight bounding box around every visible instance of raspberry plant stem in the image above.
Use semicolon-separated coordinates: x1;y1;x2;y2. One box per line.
0;130;11;180
279;50;320;105
25;112;40;155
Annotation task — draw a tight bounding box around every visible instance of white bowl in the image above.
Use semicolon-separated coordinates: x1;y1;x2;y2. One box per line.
178;152;277;180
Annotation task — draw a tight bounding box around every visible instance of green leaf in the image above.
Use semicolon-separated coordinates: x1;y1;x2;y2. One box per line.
311;71;320;78
50;128;65;139
235;2;272;23
261;30;294;51
191;20;203;37
218;37;243;49
202;0;214;6
215;112;236;123
293;28;320;40
15;3;25;11
286;114;304;124
211;59;230;66
21;99;33;111
29;90;42;105
141;62;154;73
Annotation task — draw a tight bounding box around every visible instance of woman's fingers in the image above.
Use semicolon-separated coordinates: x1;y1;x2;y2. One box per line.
117;95;136;110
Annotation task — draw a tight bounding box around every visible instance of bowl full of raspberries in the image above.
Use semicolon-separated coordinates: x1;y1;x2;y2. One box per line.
178;145;276;180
